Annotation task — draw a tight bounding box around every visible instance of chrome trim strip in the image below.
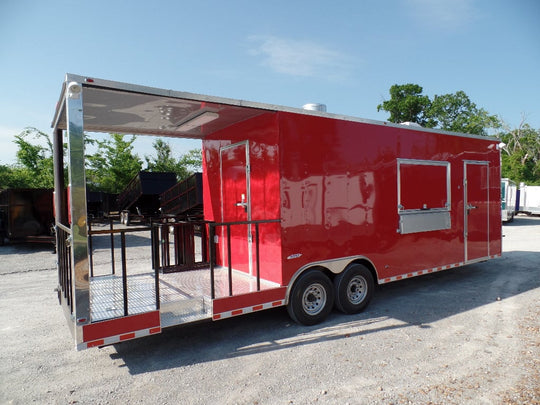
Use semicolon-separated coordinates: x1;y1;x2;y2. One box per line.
66;81;90;345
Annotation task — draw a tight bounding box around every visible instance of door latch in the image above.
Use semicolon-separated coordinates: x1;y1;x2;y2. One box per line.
235;193;248;213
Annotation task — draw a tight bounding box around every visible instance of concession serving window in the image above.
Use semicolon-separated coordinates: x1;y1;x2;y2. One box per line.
397;159;451;234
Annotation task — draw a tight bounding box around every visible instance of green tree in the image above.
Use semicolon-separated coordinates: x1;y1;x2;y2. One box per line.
377;84;431;125
0;164;32;188
86;134;142;193
145;138;202;180
500;121;540;185
425;91;500;135
178;148;202;173
0;127;55;189
378;84;501;136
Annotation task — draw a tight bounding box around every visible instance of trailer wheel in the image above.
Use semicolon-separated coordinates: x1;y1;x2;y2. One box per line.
334;264;374;314
287;269;334;326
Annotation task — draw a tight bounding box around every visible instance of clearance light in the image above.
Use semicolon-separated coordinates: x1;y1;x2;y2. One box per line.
176;111;219;131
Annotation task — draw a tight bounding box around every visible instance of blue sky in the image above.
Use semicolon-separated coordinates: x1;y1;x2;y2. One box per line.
0;0;539;165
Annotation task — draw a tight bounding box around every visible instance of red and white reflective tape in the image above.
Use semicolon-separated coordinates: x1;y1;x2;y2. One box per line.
213;300;285;321
79;326;161;350
379;254;501;284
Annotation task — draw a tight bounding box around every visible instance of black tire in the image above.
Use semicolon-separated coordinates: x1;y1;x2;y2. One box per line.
287;269;334;326
334;264;374;314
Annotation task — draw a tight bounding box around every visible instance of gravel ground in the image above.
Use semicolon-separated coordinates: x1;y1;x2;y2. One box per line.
0;216;538;404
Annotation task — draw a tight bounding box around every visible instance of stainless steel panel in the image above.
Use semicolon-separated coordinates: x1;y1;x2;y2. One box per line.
66;81;90;331
399;211;451;234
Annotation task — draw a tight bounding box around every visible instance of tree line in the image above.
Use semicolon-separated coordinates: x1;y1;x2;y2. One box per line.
0;129;202;192
1;83;539;191
377;84;540;185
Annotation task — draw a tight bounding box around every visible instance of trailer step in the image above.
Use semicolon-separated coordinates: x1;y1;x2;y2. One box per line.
160;298;211;328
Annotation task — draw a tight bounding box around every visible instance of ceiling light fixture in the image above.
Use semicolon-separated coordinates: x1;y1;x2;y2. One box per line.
176;111;219;131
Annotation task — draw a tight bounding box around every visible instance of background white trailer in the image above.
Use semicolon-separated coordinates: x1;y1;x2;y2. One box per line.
518;183;540;215
501;178;516;222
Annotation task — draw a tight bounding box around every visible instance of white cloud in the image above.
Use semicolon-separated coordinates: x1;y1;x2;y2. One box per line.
249;36;353;80
405;0;476;30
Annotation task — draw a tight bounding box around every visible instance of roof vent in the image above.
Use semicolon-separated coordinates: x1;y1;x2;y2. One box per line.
302;103;327;112
400;121;422;127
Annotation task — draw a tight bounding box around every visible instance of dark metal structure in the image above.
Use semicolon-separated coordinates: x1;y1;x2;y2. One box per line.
117;171;177;224
0;188;55;245
160;172;203;218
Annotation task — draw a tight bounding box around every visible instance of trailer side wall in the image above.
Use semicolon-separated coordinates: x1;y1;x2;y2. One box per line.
278;112;501;284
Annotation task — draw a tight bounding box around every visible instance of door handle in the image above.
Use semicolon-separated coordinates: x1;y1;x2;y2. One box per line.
235;194;248;213
467;204;478;210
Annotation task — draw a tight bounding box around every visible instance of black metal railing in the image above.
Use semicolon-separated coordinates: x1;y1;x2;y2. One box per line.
151;218;280;300
151;220;211;273
208;219;280;299
56;223;72;313
88;221;160;315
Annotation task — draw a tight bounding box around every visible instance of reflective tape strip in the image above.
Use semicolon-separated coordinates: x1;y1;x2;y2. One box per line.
79;326;161;350
213;300;285;320
379;257;499;284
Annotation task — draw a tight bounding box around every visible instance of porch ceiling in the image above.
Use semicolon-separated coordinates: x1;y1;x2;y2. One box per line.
52;74;274;139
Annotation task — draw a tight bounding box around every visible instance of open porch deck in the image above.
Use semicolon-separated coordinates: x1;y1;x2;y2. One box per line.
88;221;280;328
90;266;280;327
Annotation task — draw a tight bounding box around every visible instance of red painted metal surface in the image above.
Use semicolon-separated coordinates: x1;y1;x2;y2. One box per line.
203;107;501;315
400;163;447;210
212;286;287;315
82;311;160;342
203;110;501;292
278;112;501;283
465;162;490;261
220;142;251;273
204;113;283;284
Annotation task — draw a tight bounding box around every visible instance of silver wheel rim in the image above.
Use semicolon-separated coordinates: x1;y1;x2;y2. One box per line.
347;276;367;304
302;283;327;315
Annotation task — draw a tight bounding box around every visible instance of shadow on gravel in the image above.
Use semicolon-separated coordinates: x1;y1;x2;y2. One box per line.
0;243;55;255
503;215;540;227
90;233;151;249
111;249;540;375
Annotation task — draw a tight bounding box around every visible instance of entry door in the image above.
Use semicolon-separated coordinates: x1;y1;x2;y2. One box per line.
220;141;252;274
464;161;490;261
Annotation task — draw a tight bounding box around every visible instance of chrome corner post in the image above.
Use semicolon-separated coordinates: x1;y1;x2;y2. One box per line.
66;81;90;332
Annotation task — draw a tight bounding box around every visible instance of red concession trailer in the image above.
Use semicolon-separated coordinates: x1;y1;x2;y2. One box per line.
51;74;502;350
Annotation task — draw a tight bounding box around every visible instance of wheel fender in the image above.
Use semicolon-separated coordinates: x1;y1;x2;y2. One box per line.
285;255;378;305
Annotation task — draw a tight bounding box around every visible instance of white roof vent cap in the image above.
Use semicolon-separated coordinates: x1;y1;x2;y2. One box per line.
302;103;327;112
400;121;422;127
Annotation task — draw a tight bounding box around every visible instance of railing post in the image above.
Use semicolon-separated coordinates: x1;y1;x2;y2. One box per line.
88;220;94;277
110;218;115;275
161;223;169;268
227;224;232;297
255;222;260;291
209;224;215;299
154;238;160;311
173;223;181;266
121;231;128;316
